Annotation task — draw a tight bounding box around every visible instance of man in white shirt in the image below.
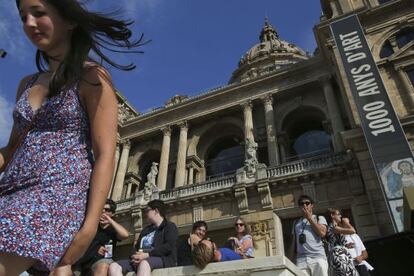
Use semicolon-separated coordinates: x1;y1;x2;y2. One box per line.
345;232;374;276
291;195;329;276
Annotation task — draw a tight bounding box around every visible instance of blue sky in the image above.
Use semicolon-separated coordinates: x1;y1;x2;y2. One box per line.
0;0;322;146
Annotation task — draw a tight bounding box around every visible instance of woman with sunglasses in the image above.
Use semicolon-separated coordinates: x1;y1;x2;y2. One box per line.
326;208;358;276
227;217;254;258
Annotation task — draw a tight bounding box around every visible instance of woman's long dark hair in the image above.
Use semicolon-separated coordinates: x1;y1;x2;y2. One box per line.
16;0;148;97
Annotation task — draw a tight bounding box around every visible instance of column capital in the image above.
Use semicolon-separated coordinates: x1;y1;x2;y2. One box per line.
395;66;405;72
161;126;172;136
121;139;131;149
177;120;189;131
241;100;253;111
261;93;274;105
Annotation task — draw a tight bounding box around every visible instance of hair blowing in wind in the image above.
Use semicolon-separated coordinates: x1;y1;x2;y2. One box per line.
16;0;149;97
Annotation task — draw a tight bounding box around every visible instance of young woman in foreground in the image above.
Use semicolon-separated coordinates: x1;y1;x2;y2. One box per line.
0;0;145;275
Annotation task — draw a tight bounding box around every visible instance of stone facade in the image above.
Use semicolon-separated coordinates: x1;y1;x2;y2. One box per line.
109;0;414;263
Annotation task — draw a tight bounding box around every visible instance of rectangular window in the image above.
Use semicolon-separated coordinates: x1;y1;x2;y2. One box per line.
406;69;414;88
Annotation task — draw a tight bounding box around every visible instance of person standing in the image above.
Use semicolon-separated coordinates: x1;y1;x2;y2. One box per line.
326;208;358;276
290;195;329;276
343;219;374;276
0;0;145;275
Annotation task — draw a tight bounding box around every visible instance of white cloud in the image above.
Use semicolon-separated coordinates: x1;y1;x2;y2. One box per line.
0;92;14;147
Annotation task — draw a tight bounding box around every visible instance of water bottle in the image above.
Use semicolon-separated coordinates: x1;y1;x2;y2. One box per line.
104;240;113;259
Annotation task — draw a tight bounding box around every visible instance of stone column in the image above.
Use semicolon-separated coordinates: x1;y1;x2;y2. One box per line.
262;94;280;166
188;165;194;185
126;182;133;198
112;140;131;201
157;126;171;191
242;101;254;141
175;121;189;188
396;67;414;112
321;76;345;151
109;142;120;198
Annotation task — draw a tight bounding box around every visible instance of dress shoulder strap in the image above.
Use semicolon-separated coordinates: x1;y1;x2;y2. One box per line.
24;73;41;91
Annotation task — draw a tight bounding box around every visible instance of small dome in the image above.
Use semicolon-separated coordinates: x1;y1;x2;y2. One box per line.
229;18;309;84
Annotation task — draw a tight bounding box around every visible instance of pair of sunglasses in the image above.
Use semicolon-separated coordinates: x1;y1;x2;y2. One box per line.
299;201;312;206
235;223;245;227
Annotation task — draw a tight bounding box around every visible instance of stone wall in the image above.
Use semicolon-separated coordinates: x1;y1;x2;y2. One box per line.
125;256;305;276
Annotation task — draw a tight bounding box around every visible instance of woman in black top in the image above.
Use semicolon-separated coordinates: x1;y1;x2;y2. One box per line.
177;221;208;266
109;200;178;276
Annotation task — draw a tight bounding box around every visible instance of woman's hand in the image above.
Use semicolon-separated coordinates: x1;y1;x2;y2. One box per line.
130;252;149;265
58;223;97;265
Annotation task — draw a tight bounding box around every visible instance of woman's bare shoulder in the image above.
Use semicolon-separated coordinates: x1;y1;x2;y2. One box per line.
15;74;37;102
81;62;113;90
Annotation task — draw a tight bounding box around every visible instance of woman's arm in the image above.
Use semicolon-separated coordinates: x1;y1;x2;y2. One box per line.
59;66;118;265
333;225;356;235
190;233;202;246
355;250;368;264
335;218;356;235
0;75;33;172
239;236;253;253
82;67;117;227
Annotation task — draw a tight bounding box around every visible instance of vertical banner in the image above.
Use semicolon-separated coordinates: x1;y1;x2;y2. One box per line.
330;14;414;232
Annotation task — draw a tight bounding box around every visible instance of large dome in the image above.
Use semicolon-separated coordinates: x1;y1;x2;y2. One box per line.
229;18;309;84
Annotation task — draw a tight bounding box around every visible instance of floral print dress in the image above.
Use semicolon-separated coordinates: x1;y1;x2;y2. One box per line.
0;73;94;273
326;224;358;276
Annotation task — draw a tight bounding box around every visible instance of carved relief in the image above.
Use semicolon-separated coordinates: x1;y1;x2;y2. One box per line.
118;102;137;123
257;183;273;209
234;187;249;214
165;95;189;107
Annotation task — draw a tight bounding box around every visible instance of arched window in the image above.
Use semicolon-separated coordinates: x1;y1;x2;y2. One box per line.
380;40;394;59
292;130;331;159
380;27;414;58
205;136;244;179
396;28;414;49
283;107;332;161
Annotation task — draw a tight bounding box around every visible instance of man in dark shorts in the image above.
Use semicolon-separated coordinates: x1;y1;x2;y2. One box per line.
73;199;129;276
109;199;178;275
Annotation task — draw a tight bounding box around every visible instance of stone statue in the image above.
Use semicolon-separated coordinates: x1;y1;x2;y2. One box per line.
144;162;159;200
236;138;266;184
245;138;259;176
